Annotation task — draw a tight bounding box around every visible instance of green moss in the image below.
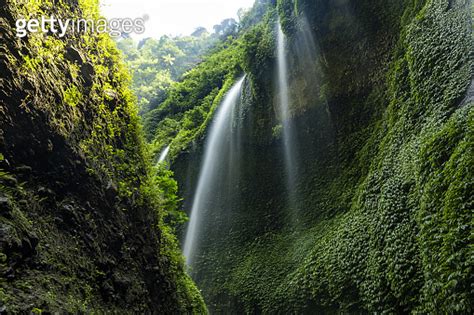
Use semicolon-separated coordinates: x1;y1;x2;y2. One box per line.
1;0;206;312
63;86;82;107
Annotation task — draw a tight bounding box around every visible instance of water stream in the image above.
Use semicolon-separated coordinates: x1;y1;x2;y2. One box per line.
276;22;300;225
183;77;246;266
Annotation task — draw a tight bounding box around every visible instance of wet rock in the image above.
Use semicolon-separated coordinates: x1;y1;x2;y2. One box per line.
5;267;15;280
64;46;84;65
84;232;94;244
100;279;115;299
20;235;38;256
81;62;95;87
53;216;64;224
0;196;8;207
0;58;12;79
105;181;117;202
59;203;79;226
47;139;53;152
461;78;474;106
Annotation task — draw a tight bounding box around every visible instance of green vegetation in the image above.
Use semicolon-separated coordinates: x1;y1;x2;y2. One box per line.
144;42;243;157
116;14;248;118
117;34;216;115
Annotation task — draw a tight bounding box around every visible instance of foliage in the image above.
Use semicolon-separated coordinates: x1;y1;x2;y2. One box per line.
117;34;217;115
116;5;274;119
3;0;471;313
143;39;244;159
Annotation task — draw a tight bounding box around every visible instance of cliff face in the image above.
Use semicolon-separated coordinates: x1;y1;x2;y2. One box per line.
0;0;205;313
239;0;473;313
149;0;473;313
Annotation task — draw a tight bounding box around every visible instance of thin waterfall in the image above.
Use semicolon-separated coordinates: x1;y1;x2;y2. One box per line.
157;145;170;164
183;77;246;266
276;21;300;225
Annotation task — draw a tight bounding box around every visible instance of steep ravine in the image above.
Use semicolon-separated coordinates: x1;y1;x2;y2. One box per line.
1;0;472;313
0;0;205;313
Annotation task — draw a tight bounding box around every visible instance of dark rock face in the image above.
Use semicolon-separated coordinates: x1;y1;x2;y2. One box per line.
0;0;204;313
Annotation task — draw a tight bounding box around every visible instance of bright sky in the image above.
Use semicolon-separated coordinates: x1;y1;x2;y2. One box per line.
100;0;255;39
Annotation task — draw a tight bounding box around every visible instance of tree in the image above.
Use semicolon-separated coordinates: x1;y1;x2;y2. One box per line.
163;54;176;66
116;30;217;115
191;27;208;37
213;18;238;38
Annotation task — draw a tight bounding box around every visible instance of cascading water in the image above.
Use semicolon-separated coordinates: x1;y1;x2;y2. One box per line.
276;21;300;225
276;17;331;230
157;145;170;164
183;77;246;266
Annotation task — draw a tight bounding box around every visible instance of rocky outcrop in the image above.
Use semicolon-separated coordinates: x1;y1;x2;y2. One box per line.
0;0;205;313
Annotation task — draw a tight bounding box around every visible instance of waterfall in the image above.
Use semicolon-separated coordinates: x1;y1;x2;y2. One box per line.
276;22;300;225
183;77;246;266
157;145;170;164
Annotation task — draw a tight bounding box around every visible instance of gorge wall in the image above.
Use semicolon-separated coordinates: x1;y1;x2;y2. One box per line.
0;0;205;312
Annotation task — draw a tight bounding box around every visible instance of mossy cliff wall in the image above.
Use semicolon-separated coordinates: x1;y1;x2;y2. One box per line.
162;0;472;313
0;0;205;313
